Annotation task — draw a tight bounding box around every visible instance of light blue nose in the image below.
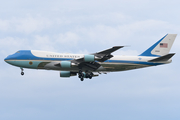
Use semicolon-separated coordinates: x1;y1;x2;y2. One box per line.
4;56;10;61
4;55;11;63
4;55;16;65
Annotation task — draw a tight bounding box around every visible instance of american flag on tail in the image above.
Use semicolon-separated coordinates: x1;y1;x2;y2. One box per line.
160;43;168;48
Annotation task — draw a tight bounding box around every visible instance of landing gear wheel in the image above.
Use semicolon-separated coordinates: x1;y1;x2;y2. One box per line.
78;75;81;78
21;72;24;76
81;78;84;81
89;72;93;79
20;68;24;76
81;73;84;78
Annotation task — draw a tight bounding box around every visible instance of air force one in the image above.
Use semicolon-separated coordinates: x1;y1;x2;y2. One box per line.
4;34;177;81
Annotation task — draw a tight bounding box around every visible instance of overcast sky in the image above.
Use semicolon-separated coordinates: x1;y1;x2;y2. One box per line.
0;0;180;120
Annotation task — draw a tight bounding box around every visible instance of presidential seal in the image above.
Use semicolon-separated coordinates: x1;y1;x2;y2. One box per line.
29;61;33;65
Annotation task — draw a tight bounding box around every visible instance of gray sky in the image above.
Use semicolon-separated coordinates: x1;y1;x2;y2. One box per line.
0;0;180;120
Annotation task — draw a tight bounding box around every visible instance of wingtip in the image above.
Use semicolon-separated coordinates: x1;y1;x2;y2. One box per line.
113;46;124;48
124;45;131;47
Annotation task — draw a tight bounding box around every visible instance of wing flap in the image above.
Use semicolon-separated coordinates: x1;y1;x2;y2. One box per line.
78;62;101;70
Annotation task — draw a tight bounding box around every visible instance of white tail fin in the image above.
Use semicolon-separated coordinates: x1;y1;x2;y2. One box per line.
140;34;177;56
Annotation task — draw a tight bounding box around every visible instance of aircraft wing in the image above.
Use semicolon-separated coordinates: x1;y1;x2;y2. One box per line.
71;46;124;70
93;46;124;62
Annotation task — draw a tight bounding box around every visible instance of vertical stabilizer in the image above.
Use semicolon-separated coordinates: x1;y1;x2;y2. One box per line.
139;34;177;56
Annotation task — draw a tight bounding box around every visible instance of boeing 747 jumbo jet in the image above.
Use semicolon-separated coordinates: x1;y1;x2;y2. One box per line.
4;34;177;81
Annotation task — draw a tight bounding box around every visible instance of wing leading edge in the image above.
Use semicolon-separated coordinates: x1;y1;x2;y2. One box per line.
70;46;124;70
93;46;124;62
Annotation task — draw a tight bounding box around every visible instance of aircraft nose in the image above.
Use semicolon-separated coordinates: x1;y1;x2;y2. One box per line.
4;56;9;61
4;55;16;64
4;55;11;63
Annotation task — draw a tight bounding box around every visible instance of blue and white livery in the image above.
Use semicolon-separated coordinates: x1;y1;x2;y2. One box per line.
4;34;177;81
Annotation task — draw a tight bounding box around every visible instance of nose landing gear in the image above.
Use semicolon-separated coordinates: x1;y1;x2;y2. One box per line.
20;68;24;76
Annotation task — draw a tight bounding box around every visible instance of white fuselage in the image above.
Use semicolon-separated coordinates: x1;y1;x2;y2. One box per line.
4;50;170;73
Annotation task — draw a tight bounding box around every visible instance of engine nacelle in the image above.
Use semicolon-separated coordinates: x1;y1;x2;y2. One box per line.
60;61;71;68
84;55;95;62
60;71;76;77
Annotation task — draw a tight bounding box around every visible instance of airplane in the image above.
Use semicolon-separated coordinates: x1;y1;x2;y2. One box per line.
4;34;177;81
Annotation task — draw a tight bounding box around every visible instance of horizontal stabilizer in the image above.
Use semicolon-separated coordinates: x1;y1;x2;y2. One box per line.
148;53;175;62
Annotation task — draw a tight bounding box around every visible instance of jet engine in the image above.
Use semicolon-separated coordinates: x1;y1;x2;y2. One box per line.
84;55;95;62
60;61;71;68
60;71;77;77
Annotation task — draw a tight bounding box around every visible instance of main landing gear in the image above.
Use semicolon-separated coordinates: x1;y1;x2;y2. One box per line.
78;70;93;81
78;70;84;81
20;68;24;76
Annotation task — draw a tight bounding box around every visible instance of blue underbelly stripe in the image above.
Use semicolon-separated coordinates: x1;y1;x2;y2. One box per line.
10;59;163;66
107;60;163;66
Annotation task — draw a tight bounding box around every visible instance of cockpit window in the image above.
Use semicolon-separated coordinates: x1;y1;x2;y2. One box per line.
16;51;20;53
